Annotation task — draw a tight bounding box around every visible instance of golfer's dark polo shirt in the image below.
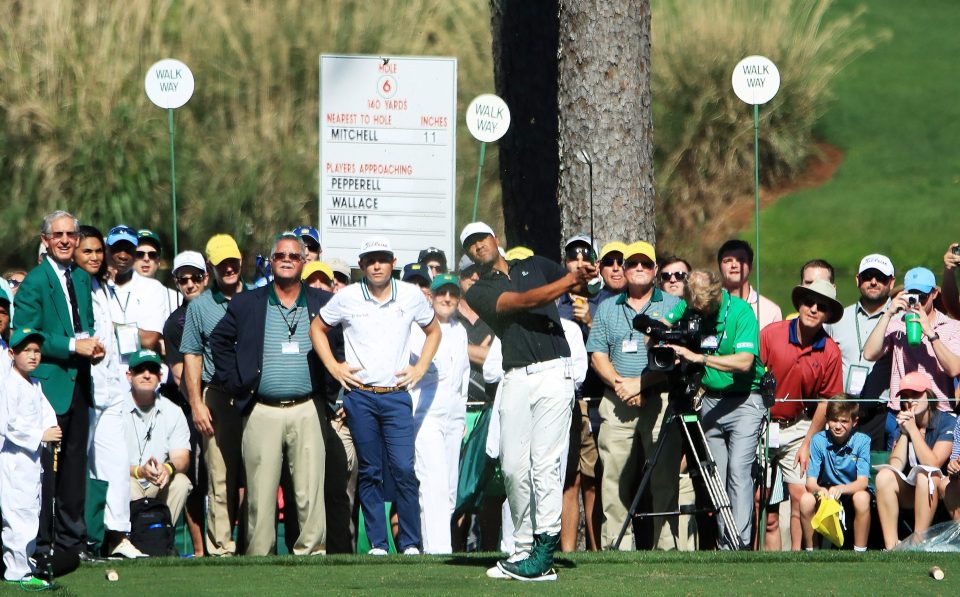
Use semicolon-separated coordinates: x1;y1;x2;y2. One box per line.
466;256;571;371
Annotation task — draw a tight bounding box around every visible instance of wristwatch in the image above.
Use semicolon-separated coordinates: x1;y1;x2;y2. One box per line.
927;332;940;341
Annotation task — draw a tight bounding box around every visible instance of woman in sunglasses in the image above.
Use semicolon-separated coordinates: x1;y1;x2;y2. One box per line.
658;256;690;299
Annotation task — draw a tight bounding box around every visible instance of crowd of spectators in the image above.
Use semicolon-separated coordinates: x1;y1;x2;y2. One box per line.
2;210;960;585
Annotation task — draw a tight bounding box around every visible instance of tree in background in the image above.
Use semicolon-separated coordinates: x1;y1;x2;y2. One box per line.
491;0;655;255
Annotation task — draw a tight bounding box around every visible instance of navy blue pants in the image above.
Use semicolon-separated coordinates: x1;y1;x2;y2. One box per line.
343;389;421;551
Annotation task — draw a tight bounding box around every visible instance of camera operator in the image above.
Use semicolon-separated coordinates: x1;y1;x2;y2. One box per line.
662;270;766;548
586;241;681;550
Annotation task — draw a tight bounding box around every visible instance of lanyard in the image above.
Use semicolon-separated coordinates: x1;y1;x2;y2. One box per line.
131;408;157;464
110;285;132;319
622;296;655;340
276;304;302;340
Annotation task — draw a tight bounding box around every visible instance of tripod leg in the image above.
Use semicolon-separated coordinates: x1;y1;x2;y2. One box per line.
756;412;771;551
680;417;743;550
611;416;675;550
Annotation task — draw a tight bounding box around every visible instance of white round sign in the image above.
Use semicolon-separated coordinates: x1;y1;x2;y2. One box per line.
731;55;780;105
465;94;511;143
144;59;194;109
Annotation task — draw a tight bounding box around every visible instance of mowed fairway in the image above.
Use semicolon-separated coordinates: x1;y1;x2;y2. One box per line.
31;551;959;596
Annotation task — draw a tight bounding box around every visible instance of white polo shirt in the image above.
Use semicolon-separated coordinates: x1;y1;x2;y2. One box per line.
107;272;170;363
320;278;435;386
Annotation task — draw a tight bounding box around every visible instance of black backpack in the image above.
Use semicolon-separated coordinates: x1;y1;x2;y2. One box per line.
129;497;176;557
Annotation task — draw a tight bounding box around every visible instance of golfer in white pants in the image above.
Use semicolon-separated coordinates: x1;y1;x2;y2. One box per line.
461;222;596;581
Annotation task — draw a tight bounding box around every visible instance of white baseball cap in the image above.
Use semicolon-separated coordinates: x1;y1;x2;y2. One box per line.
857;254;894;277
172;250;206;274
358;236;393;257
459;222;496;247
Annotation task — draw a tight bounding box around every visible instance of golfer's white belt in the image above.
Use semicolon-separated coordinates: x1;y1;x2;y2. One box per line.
509;357;570;376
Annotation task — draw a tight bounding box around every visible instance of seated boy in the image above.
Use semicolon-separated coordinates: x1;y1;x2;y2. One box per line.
1;329;61;588
799;395;871;551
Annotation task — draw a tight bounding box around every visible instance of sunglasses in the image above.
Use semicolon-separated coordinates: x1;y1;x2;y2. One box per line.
45;230;79;240
272;252;304;262
859;270;891;284
176;273;206;285
135;250;159;261
600;257;624;268
565;246;593;260
799;297;833;312
131;365;161;375
625;259;656;270
5;278;21;289
108;225;137;237
660;271;688;283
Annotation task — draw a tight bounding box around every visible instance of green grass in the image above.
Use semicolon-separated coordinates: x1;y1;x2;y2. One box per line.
742;0;960;310
26;551;959;596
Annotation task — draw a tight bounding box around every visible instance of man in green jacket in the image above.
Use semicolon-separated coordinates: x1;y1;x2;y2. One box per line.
13;210;104;559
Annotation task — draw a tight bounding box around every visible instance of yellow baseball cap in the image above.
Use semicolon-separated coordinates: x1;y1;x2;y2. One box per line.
205;234;242;265
505;246;534;260
599;241;628;260
624;241;656;262
302;261;334;283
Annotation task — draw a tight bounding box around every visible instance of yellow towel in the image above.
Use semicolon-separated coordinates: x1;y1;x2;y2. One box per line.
812;496;844;548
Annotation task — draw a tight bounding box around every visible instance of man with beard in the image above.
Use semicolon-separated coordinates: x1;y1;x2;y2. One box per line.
824;254;896;449
461;222;595;581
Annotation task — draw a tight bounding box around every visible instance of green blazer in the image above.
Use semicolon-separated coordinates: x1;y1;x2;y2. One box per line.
12;258;96;414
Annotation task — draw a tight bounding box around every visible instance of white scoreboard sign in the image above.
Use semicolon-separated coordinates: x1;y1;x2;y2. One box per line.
320;55;457;268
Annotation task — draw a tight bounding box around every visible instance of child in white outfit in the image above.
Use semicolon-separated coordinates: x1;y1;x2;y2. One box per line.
1;329;60;588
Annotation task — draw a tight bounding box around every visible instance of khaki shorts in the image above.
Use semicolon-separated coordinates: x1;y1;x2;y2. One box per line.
765;416;811;486
565;398;599;481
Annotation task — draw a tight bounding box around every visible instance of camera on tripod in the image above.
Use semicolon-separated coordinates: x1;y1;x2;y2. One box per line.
633;312;713;372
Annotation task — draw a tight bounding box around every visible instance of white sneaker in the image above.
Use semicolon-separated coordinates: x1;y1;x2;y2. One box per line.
486;551;529;579
367;547;388;556
402;547;421;556
111;538;148;559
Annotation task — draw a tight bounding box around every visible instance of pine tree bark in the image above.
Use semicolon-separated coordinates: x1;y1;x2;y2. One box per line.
489;0;561;256
557;0;655;250
490;0;655;256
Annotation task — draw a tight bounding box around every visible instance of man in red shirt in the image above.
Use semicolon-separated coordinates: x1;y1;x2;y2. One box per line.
760;279;844;550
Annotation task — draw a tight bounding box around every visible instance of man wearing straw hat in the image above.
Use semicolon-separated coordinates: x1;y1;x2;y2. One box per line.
759;279;844;550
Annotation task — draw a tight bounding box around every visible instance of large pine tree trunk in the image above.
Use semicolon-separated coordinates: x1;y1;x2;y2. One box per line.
490;0;655;256
557;0;655;249
489;1;561;256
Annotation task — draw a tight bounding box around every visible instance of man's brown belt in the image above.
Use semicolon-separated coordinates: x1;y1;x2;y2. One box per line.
355;384;403;394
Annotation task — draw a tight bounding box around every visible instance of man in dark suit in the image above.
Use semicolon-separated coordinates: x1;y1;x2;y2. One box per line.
13;210;104;560
209;232;332;555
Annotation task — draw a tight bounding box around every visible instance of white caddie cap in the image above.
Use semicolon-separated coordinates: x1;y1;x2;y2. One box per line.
358;236;393;257
172;250;206;274
857;254;894;277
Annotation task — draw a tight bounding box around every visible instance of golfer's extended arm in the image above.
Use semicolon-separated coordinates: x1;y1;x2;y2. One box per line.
495;272;578;313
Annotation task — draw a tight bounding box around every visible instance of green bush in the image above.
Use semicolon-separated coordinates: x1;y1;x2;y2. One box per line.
0;0;496;267
651;0;885;258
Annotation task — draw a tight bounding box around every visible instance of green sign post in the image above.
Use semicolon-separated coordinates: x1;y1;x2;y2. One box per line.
145;59;195;255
